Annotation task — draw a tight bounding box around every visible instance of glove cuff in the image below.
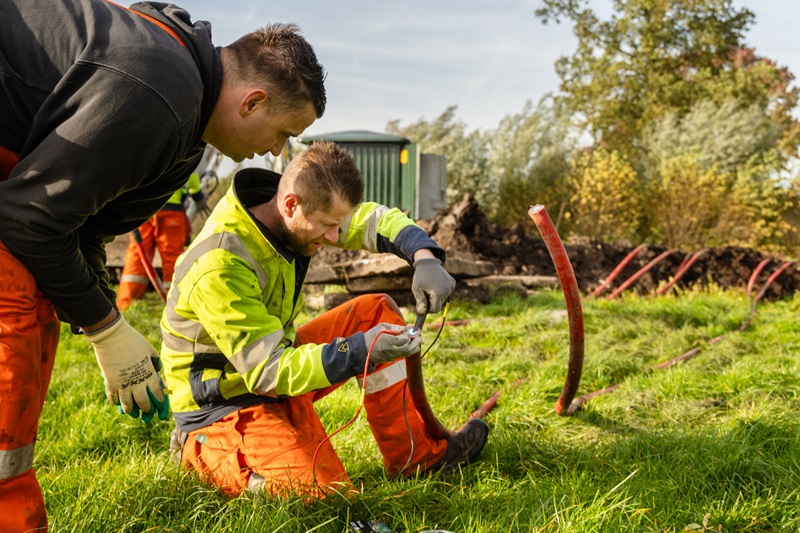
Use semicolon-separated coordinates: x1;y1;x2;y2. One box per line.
321;332;371;383
84;312;124;342
413;257;442;269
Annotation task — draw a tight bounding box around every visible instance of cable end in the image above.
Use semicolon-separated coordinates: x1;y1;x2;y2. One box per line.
408;313;426;337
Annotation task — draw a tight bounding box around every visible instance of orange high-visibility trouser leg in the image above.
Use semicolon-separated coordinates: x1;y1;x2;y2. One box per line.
181;398;351;498
0;240;60;533
152;210;188;283
181;294;447;498
296;293;447;477
116;218;157;310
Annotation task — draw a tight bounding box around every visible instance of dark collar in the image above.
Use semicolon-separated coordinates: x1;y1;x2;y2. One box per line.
232;168;299;263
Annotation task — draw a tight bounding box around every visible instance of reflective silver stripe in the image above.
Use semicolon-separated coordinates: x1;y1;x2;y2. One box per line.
356;361;407;394
0;442;34;479
181;231;267;289
163;305;215;348
361;205;390;252
161;331;220;353
229;329;285;375
250;348;284;397
168;231;267;310
163;280;172;288
120;274;149;284
164;231;268;345
232;330;284;396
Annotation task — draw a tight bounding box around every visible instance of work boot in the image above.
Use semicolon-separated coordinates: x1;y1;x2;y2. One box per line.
429;418;490;472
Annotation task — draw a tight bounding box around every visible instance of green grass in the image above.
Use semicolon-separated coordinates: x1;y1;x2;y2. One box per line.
38;287;800;532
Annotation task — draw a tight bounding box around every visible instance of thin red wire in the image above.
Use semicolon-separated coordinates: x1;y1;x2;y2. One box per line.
310;327;399;494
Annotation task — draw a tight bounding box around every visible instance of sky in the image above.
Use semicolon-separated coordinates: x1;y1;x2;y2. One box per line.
187;0;800;140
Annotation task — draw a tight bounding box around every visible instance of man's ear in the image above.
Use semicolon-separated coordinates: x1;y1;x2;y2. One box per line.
283;193;299;218
240;89;268;117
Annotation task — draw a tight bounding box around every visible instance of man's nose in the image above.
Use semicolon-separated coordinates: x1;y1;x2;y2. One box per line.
270;140;286;157
324;227;339;242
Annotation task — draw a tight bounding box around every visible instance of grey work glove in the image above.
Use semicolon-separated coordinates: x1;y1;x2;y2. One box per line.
411;257;456;314
363;323;422;364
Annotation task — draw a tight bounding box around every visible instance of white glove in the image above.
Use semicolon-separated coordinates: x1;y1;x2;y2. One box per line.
85;313;169;422
363;323;422;364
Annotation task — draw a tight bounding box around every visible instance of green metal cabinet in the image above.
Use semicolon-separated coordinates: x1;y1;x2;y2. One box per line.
301;130;422;218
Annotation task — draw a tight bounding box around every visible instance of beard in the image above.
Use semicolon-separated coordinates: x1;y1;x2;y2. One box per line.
272;218;321;257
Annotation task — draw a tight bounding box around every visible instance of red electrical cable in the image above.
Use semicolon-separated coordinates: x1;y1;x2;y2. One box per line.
606;249;677;300
310;327;398;494
657;249;708;296
529;204;585;415
571;258;794;408
742;260;796;329
469;378;527;420
746;258;773;307
132;228;168;303
587;244;647;299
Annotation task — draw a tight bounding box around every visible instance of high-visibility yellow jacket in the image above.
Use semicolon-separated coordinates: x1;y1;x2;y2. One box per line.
162;171;203;211
160;168;445;432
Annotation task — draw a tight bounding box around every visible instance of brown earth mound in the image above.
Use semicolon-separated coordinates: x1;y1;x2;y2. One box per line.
314;194;800;301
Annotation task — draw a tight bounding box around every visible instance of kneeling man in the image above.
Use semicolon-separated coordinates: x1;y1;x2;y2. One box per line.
161;141;489;497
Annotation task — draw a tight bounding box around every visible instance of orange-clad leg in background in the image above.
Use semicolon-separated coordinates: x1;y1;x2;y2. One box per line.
117;210;188;310
153;210;189;283
117;218;157;310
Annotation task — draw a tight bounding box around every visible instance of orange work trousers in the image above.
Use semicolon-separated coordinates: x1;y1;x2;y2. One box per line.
117;209;189;310
0;240;60;533
181;293;447;498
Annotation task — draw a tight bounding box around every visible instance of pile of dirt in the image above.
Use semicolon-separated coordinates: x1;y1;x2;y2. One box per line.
314;194;800;301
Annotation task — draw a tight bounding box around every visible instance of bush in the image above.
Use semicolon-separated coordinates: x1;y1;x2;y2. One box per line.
565;149;642;242
645;153;798;252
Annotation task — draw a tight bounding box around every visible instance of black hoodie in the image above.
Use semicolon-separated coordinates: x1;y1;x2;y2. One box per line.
0;0;222;326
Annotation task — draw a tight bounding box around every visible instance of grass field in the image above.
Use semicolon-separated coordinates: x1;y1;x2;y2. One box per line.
37;285;800;532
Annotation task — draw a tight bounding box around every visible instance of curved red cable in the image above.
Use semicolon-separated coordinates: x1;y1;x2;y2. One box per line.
587;244;647;299
606;249;677;300
529;205;585;415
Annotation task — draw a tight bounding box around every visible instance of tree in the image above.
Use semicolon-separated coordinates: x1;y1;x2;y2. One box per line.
644;152;797;251
386;106;491;209
488;96;576;226
565;149;642;242
646;155;741;248
636;97;797;251
641;99;780;175
535;0;800;161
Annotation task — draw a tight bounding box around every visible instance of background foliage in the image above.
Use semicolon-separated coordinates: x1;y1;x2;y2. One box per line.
387;0;800;255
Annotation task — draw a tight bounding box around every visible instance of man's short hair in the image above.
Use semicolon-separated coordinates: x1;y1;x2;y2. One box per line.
223;23;326;117
280;141;364;213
